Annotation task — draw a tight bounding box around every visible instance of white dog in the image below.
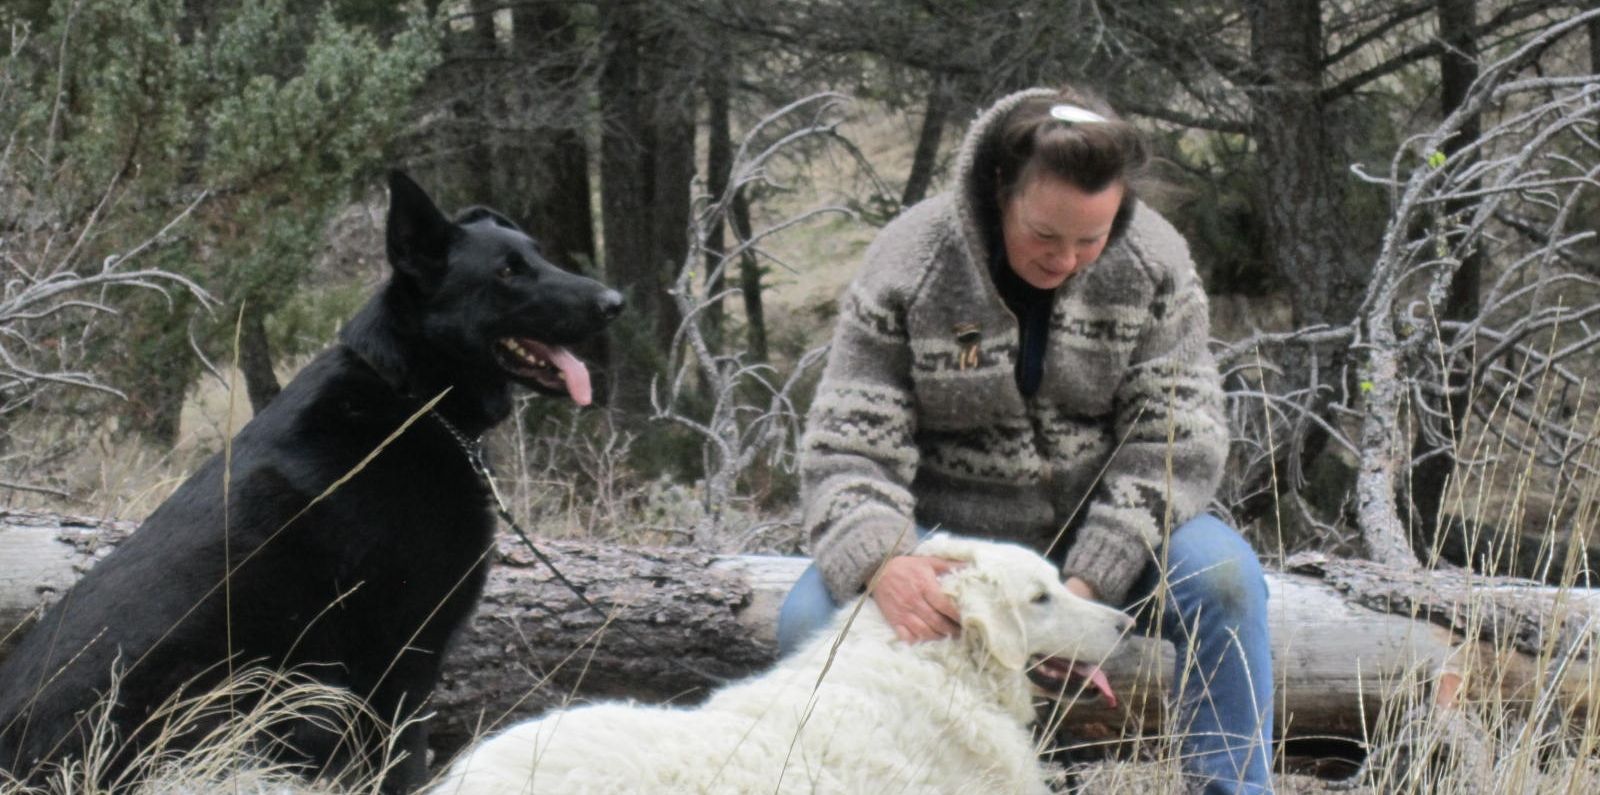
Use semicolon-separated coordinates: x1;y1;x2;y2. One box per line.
429;534;1133;795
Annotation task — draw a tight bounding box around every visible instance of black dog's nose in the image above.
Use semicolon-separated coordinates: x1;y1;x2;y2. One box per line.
596;289;625;320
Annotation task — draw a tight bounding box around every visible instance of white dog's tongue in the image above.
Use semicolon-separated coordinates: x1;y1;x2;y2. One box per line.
544;346;592;407
1075;663;1118;708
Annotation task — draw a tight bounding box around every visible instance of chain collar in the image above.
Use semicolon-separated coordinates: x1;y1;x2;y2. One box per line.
432;412;486;470
432;411;508;510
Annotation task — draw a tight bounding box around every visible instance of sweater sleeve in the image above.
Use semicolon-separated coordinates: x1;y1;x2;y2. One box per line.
799;263;924;602
1060;225;1229;605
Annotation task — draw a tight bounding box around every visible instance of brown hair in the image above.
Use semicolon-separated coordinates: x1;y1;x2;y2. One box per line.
992;86;1150;243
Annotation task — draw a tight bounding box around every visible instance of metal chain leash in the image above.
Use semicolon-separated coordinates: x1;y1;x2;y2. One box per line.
431;412;730;685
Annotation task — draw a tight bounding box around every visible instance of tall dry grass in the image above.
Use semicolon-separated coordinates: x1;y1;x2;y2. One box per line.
4;362;1596;793
0;667;400;795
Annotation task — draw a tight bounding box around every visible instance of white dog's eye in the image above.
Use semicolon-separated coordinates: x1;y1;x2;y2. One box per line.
1031;592;1051;604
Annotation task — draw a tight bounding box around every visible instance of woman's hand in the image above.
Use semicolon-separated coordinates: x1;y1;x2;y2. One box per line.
1064;576;1098;602
870;555;963;643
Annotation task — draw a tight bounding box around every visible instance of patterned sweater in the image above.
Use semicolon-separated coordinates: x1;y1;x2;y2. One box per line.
800;89;1228;605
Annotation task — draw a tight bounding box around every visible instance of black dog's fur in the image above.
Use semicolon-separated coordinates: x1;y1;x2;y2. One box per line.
0;173;622;792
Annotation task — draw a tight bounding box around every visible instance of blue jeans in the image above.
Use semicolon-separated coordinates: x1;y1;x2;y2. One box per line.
777;514;1274;795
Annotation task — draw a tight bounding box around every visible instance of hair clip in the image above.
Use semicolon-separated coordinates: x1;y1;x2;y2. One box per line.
1050;104;1108;124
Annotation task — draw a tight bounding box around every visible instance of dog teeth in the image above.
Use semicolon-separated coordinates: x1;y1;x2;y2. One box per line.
499;339;552;370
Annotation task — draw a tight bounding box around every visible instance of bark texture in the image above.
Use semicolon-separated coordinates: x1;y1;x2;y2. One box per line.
1243;0;1364;327
901;74;951;209
511;2;597;276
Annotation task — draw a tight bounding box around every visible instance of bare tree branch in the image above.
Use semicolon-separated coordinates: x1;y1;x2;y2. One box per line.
651;94;854;543
0;167;214;415
1219;11;1600;566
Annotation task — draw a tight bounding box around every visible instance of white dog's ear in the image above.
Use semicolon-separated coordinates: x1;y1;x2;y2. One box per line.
917;535;1026;668
947;570;1028;671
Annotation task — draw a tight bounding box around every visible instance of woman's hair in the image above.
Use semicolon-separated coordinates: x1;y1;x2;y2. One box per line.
992;86;1150;242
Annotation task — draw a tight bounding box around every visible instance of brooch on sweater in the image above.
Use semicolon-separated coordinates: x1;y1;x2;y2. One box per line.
953;322;981;370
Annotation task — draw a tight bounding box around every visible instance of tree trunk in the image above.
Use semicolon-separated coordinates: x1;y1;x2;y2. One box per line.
1243;0;1362;328
902;73;951;209
702;50;733;352
1355;342;1420;568
648;60;694;357
1407;0;1484;541
598;1;662;415
731;189;767;364
595;4;698;415
463;0;501;199
526;127;596;274
237;310;281;414
509;3;595;274
1590;13;1599;75
5;510;1597;763
0;511;137;661
1241;0;1368;551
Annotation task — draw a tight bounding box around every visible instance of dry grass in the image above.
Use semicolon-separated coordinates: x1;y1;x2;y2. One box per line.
0;668;394;795
1;361;303;521
6;379;1597;794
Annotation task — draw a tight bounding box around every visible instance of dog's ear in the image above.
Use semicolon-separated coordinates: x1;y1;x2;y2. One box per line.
456;206;523;233
946;567;1028;671
916;535;1027;667
386;170;455;288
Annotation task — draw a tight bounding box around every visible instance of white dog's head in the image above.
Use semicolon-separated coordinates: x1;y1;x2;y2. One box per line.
914;533;1133;705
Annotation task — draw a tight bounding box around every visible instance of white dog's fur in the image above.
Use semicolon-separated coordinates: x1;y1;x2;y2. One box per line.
428;534;1132;794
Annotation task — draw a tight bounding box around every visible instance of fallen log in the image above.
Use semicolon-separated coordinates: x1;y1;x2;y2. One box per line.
2;509;1597;762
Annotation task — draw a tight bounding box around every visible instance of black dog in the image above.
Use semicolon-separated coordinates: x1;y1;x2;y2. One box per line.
0;172;622;792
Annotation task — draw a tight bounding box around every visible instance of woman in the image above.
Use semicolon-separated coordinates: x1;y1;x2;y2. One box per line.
781;86;1274;794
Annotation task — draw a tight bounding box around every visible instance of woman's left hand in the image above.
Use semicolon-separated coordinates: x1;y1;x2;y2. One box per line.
1064;576;1098;602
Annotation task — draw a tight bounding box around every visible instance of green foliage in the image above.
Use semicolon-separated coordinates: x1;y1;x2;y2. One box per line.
268;281;369;354
202;2;438;191
47;0;194;193
7;0;440;441
188;0;440;340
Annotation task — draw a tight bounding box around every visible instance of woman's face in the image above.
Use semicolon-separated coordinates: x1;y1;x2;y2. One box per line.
999;175;1124;290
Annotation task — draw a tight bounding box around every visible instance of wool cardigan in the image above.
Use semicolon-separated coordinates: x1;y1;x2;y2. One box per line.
799;89;1229;605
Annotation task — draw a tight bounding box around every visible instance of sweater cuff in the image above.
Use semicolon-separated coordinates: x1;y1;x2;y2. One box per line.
1060;523;1152;606
815;518;920;603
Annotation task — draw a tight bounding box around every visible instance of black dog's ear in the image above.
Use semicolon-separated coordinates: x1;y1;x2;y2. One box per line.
385;171;455;286
455;206;522;232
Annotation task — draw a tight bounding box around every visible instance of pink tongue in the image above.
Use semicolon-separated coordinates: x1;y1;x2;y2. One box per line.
1078;664;1118;708
544;346;592;406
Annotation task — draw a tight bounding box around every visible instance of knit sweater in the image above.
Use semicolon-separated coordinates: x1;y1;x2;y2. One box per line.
799;89;1228;605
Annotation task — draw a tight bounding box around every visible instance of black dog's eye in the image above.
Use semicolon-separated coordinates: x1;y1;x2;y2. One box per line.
500;253;537;282
1031;592;1051;605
